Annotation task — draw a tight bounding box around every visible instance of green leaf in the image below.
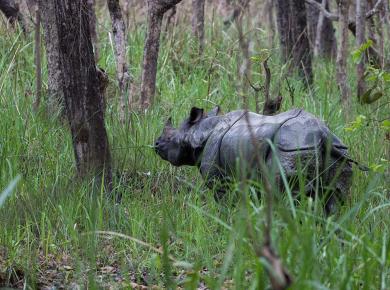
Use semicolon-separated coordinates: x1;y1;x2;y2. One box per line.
381;120;390;131
352;50;362;64
351;39;373;63
251;49;270;63
382;72;390;82
345;115;366;132
369;163;385;173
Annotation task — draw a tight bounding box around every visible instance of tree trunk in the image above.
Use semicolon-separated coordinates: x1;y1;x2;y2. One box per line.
356;0;367;100
40;0;112;188
107;0;131;122
378;1;386;67
276;0;313;84
275;0;293;63
39;0;63;114
306;0;336;58
264;0;275;47
87;0;99;62
33;5;41;112
191;0;205;54
336;0;351;107
0;0;26;31
140;0;183;109
234;0;250;94
291;0;313;84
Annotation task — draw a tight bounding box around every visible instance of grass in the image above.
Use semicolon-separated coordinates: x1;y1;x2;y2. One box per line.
0;9;389;290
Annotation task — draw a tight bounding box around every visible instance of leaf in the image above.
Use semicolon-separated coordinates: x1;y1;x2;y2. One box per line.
345;115;366;132
382;72;390;82
369;163;386;173
351;39;373;63
360;88;374;103
362;91;383;104
251;49;270;63
352;50;362;64
381;120;390;131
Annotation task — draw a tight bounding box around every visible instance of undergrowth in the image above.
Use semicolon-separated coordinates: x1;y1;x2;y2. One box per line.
0;12;389;290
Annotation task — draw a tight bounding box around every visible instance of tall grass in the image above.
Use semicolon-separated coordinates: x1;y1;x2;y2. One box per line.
0;13;388;289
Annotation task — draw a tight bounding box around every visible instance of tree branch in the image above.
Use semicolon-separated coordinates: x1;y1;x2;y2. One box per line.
305;0;339;21
306;0;383;21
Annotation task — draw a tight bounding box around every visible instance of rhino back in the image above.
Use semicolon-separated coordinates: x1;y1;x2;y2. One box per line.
274;110;348;151
204;109;303;177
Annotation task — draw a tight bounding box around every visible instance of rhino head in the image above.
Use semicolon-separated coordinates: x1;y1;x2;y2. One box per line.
155;106;221;166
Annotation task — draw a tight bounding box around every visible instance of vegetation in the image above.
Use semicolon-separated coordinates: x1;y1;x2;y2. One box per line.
0;3;389;290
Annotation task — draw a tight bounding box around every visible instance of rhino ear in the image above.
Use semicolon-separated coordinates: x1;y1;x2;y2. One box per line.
208;106;221;117
189;107;204;124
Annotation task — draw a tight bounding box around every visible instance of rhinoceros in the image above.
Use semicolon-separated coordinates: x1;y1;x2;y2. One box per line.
155;106;357;213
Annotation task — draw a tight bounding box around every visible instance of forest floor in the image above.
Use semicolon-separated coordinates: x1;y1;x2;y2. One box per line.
0;14;389;290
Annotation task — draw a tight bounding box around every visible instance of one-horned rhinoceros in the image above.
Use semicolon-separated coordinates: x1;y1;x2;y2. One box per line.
155;106;357;213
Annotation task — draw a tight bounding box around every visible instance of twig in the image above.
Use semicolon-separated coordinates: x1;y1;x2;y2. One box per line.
305;0;339;20
244;73;261;113
285;77;295;106
263;58;271;107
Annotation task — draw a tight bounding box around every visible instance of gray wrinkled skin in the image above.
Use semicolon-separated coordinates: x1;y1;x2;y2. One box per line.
155;107;352;213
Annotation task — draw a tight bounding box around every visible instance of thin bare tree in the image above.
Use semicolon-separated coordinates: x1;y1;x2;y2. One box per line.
40;0;112;188
313;0;326;57
234;0;250;94
32;3;41;112
356;0;367;100
264;0;275;47
107;0;131;122
140;0;183;109
191;0;205;53
336;0;351;108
